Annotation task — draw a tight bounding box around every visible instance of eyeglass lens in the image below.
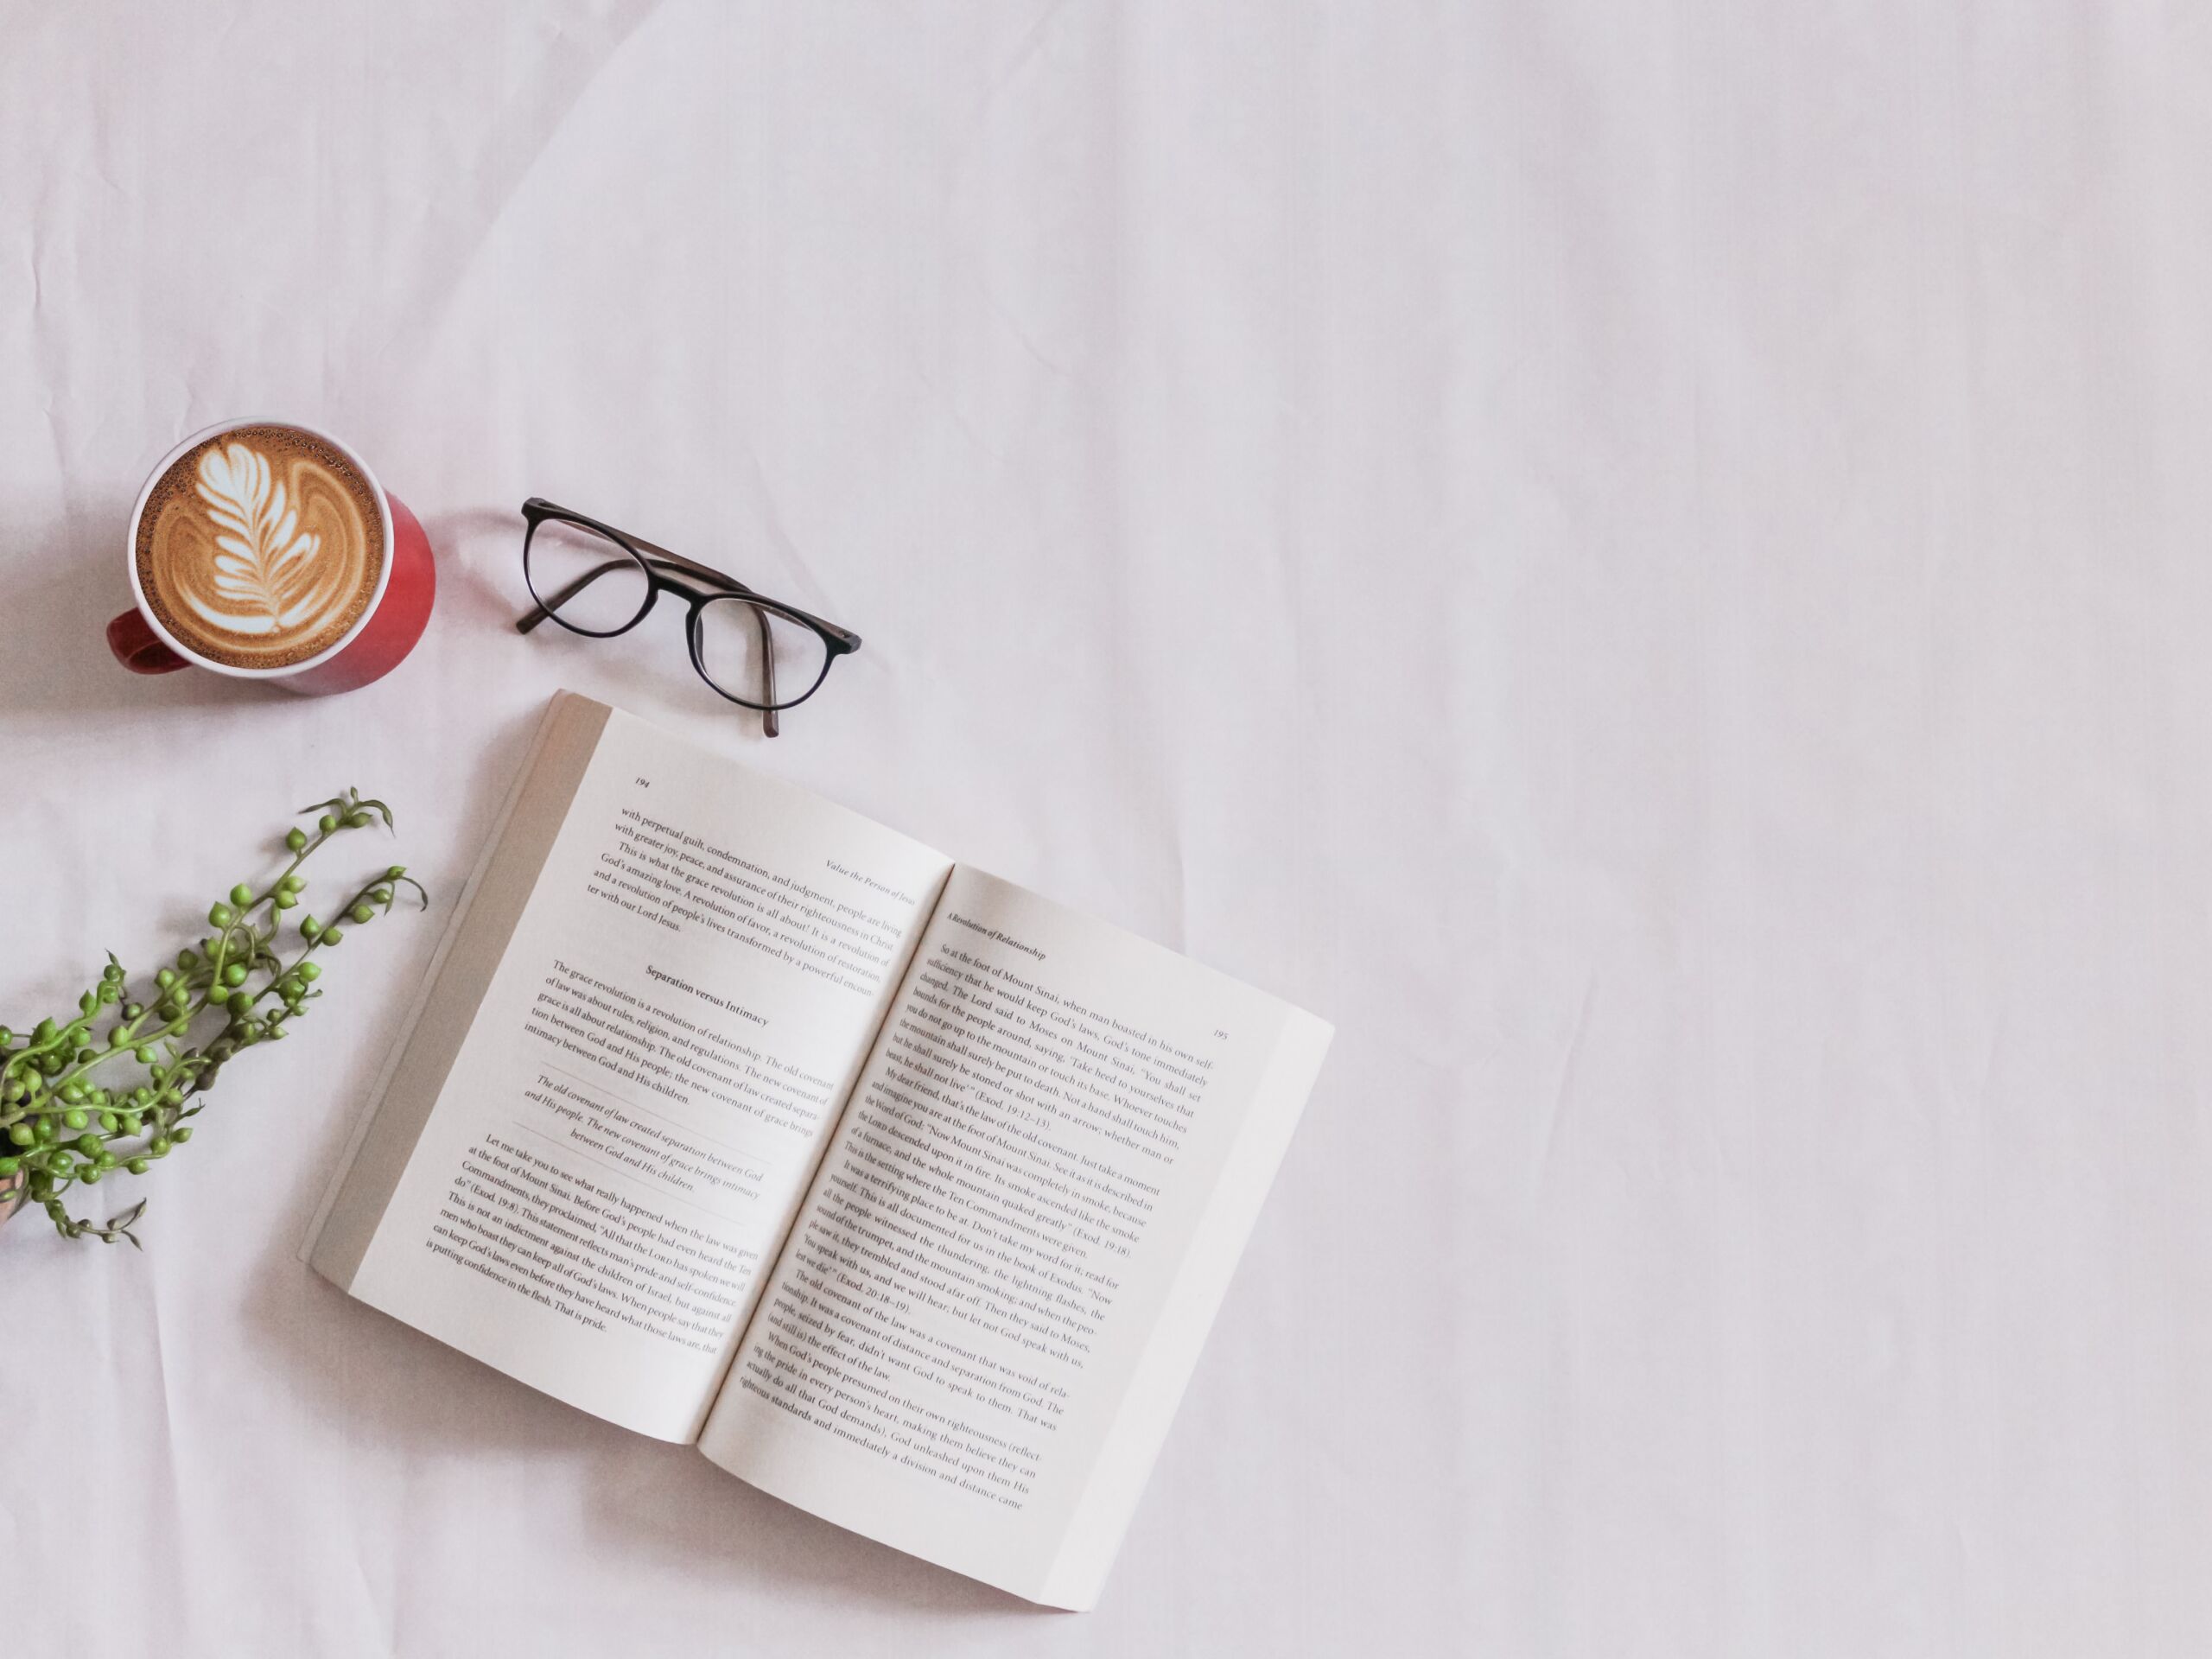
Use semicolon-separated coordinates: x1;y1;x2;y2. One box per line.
524;518;651;635
693;593;832;709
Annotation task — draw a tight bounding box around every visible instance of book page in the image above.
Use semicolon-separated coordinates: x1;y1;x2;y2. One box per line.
318;699;952;1441
696;866;1331;1607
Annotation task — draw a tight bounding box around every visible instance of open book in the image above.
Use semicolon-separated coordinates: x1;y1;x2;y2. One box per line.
305;692;1332;1609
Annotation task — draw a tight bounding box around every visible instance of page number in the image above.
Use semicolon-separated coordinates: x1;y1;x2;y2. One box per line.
1212;1029;1229;1040
635;777;651;787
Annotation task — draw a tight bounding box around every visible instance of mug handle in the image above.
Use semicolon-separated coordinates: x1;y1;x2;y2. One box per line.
106;609;190;674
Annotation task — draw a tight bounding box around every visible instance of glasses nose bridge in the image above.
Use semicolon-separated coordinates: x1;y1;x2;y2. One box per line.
655;570;719;609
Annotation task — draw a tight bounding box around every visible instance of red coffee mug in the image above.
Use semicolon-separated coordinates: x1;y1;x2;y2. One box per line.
107;418;435;695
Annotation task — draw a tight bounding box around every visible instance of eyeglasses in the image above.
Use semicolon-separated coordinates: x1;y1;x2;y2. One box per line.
515;497;861;737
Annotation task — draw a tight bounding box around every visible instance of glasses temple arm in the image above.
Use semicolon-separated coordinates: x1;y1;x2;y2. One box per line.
514;557;637;632
755;603;779;738
632;537;760;594
635;543;854;647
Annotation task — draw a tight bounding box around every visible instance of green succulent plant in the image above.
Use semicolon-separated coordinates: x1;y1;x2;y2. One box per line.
0;789;423;1246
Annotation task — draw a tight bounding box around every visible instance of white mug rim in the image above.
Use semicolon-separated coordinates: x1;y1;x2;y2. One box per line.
124;417;396;679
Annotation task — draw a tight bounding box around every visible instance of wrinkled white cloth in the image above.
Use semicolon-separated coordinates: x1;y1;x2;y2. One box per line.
5;3;2212;1655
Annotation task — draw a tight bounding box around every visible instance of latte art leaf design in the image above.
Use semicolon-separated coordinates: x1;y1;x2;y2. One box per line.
188;442;326;637
135;423;383;670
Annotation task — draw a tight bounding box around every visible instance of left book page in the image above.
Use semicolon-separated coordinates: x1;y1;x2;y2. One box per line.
305;693;954;1441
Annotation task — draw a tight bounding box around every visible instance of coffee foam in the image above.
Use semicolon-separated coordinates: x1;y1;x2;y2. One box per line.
135;424;385;671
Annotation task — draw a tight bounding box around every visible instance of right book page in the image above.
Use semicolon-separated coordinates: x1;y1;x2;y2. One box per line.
695;865;1332;1608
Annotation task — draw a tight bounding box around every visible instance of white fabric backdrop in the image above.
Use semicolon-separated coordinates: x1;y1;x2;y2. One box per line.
6;3;2212;1654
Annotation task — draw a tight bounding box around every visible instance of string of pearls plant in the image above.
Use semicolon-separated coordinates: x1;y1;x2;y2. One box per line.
0;790;422;1246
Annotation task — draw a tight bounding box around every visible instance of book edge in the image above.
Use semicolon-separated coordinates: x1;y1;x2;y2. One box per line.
301;690;610;1286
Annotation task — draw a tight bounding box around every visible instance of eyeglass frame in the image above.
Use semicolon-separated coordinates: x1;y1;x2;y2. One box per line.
514;496;862;737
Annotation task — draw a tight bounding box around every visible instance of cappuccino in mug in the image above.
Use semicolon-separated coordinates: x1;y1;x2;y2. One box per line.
133;423;386;671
